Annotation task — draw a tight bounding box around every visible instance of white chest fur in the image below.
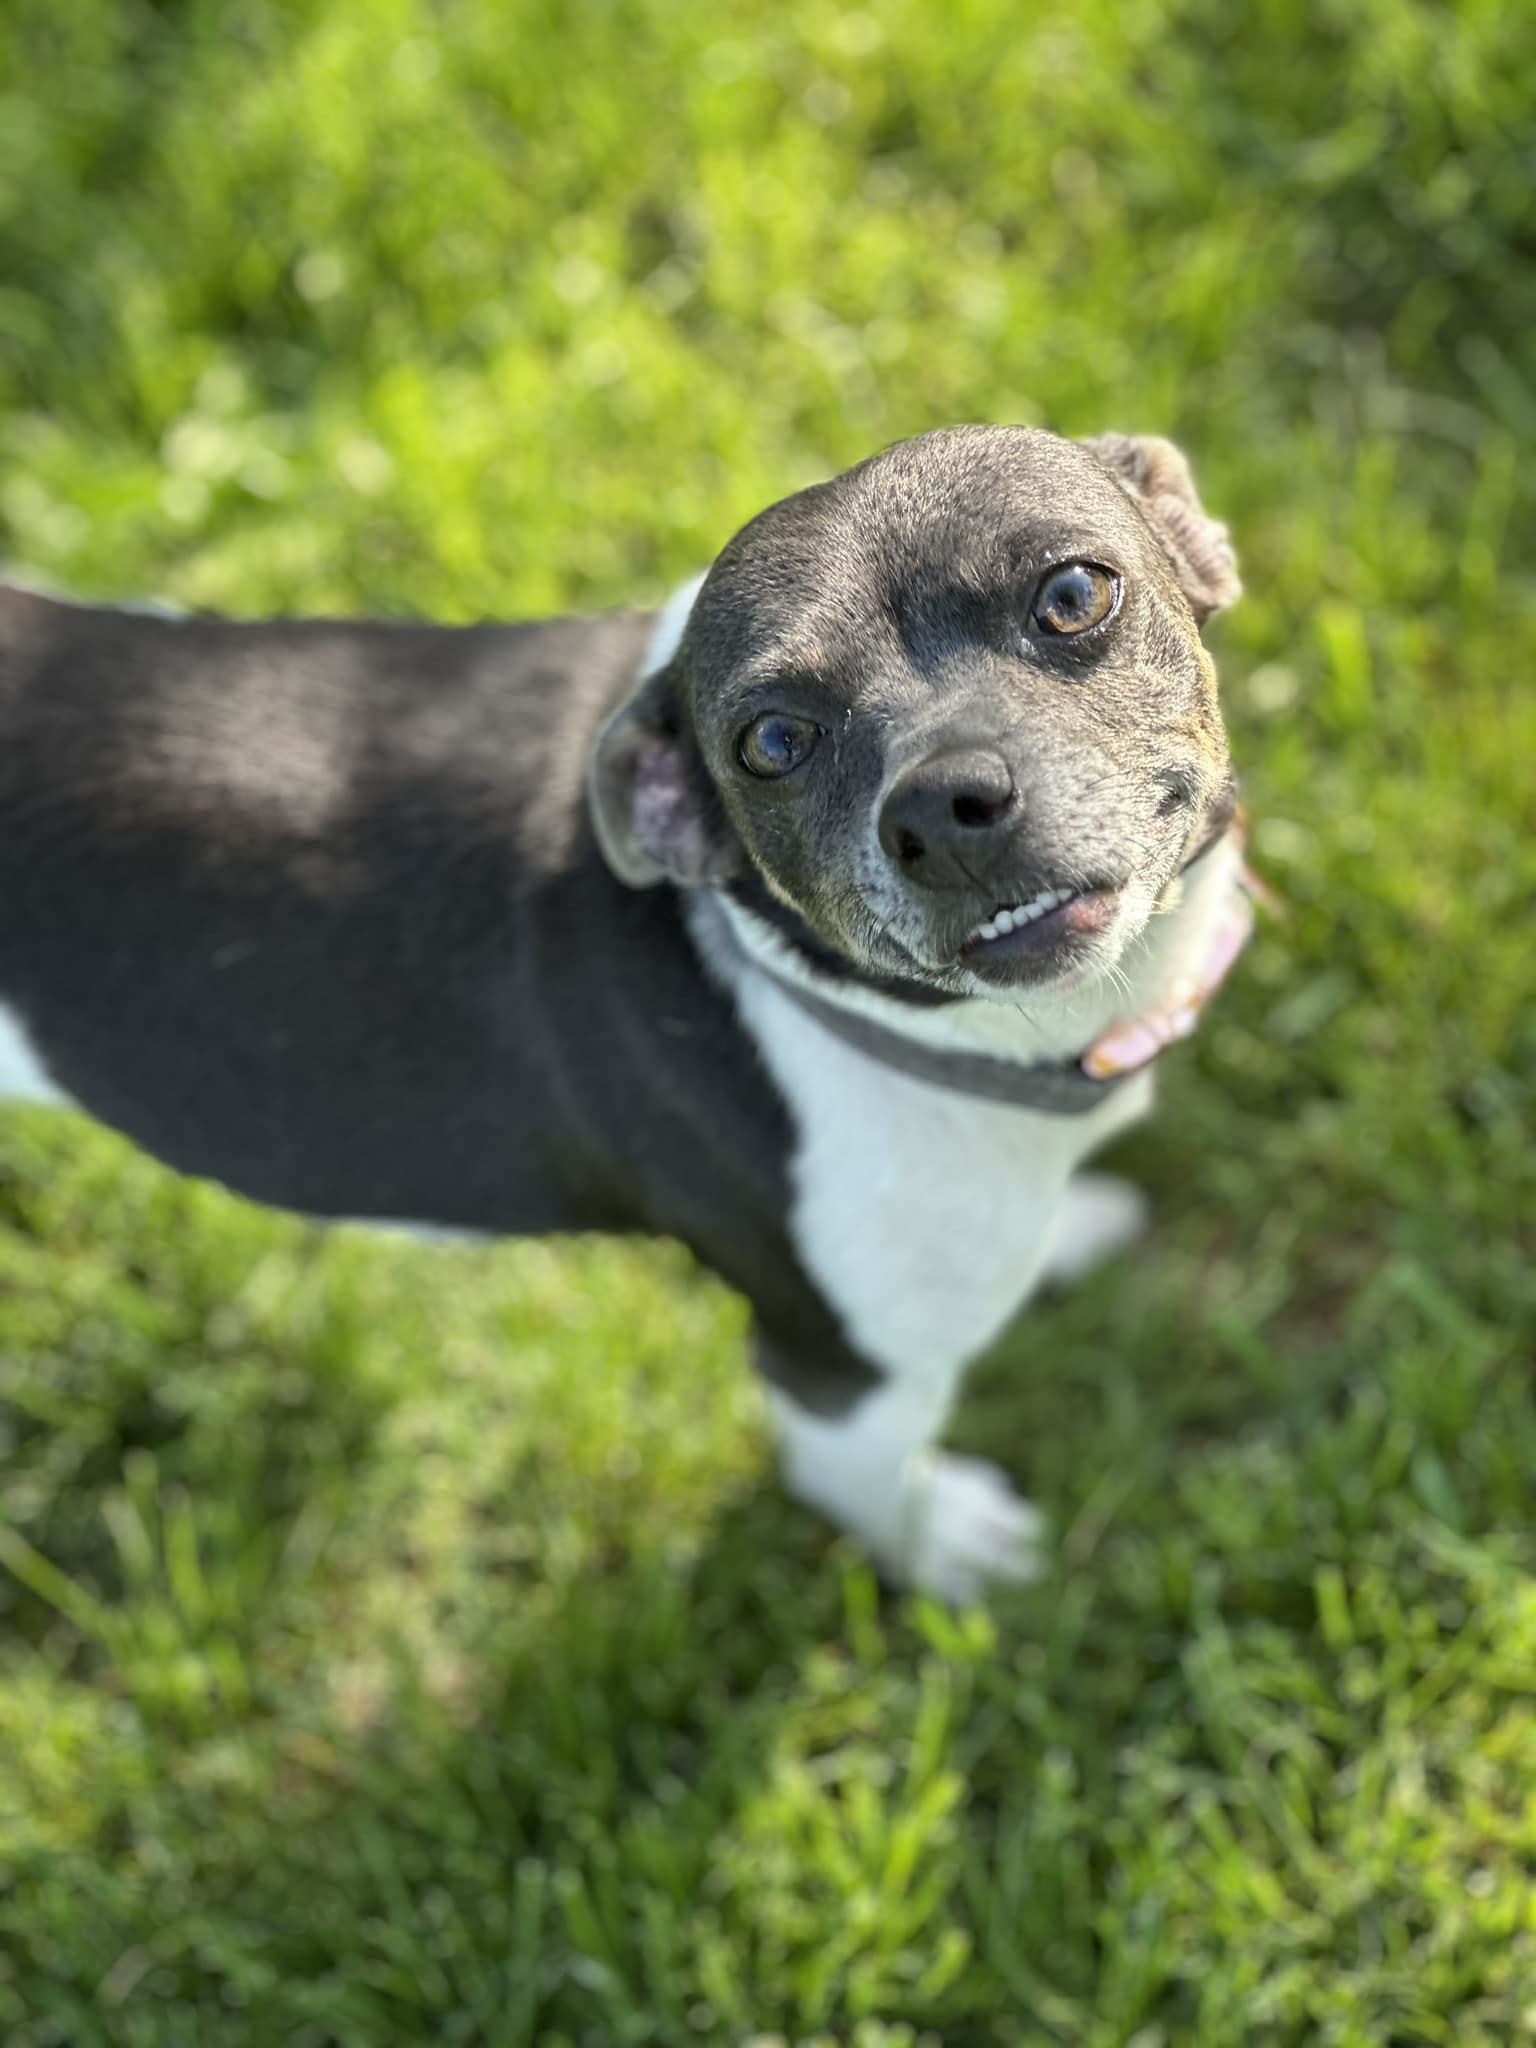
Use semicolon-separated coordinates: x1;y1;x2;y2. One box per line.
691;832;1239;1385
723;962;1153;1378
0;1005;72;1109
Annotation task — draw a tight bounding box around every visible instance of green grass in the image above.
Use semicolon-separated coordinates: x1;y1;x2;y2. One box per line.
2;0;1535;2040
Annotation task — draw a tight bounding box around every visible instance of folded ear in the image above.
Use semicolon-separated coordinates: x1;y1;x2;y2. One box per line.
1082;433;1241;624
587;661;743;889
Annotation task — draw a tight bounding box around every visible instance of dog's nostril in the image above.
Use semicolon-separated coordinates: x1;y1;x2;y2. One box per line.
951;790;1007;829
896;826;926;866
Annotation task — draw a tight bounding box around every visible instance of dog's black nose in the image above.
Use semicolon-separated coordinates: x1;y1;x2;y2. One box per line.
878;748;1017;889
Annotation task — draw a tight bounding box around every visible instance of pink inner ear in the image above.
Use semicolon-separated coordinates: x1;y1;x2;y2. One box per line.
632;733;712;878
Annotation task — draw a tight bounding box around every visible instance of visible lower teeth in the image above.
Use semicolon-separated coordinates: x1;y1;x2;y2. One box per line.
972;888;1074;945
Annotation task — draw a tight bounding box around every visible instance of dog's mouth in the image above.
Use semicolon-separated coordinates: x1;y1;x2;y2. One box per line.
955;883;1122;987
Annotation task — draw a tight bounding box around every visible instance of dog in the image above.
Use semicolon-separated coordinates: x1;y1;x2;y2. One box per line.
0;425;1249;1601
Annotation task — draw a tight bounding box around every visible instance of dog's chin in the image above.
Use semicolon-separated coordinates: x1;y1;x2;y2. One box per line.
889;880;1157;1005
952;886;1126;993
781;867;1160;1004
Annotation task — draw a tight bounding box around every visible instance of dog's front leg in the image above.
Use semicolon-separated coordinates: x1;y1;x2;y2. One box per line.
761;1344;1046;1604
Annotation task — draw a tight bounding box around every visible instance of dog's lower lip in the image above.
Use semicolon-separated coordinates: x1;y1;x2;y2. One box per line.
957;887;1120;977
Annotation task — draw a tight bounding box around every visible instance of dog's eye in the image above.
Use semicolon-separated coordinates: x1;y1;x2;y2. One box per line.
1031;562;1119;636
738;714;822;779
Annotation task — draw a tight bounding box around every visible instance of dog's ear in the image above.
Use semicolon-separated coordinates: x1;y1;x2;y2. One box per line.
1082;433;1241;624
587;661;743;889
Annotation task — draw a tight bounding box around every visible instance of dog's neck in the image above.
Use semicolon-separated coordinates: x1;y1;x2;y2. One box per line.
693;822;1244;1082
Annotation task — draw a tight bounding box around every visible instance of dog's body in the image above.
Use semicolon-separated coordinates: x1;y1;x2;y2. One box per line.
0;426;1247;1599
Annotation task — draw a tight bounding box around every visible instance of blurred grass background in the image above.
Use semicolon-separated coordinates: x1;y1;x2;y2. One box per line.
2;1;1534;2042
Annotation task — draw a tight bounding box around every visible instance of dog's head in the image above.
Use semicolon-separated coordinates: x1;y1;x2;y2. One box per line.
590;425;1239;998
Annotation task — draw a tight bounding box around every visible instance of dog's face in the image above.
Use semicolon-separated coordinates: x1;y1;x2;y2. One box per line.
591;426;1239;999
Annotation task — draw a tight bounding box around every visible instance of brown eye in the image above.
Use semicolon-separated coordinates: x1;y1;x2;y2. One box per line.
1032;562;1119;636
739;714;822;780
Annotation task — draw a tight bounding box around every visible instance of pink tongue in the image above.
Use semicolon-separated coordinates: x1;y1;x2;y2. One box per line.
1081;882;1255;1081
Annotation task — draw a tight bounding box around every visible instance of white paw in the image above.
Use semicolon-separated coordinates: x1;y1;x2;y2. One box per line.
896;1452;1048;1604
1040;1172;1150;1287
